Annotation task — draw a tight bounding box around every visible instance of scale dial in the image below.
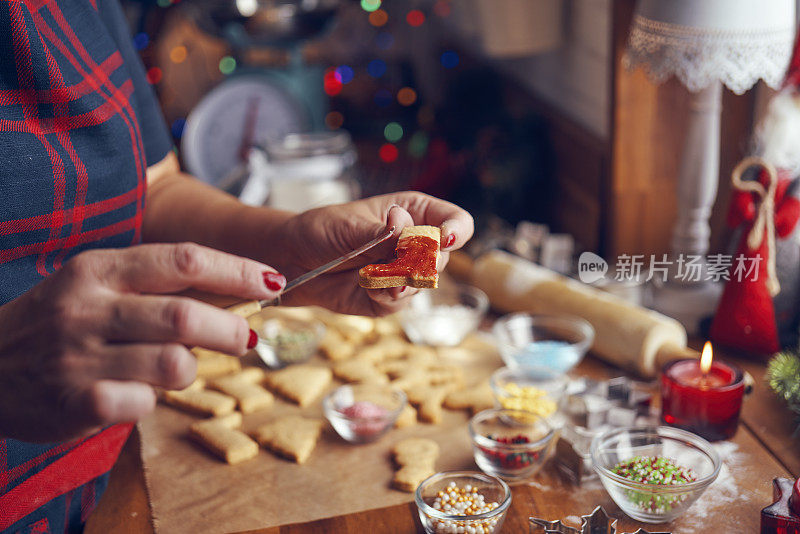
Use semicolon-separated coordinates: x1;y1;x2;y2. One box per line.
182;74;309;185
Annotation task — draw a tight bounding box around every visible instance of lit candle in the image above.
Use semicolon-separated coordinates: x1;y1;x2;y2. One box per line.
660;342;745;441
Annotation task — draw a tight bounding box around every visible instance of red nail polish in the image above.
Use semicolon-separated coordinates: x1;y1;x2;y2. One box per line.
263;271;286;291
247;329;258;349
443;234;456;249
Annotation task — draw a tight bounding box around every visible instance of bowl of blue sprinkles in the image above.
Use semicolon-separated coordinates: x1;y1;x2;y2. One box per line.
492;313;594;375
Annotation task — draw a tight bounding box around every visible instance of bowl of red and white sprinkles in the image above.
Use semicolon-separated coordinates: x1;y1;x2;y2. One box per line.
469;409;555;480
591;426;721;523
415;471;511;534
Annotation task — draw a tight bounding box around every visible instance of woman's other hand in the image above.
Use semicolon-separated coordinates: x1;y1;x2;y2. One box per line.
0;243;283;442
275;192;473;315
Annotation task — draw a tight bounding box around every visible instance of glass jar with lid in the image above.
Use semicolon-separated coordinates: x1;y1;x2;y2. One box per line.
255;130;359;212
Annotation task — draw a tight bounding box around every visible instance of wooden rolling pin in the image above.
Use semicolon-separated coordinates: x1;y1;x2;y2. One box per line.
469;251;697;378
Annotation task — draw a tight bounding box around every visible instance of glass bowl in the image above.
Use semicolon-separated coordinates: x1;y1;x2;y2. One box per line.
469;409;555;480
492;313;594;374
399;285;489;346
591;426;721;523
322;384;407;443
254;316;325;369
489;366;568;421
415;471;511;534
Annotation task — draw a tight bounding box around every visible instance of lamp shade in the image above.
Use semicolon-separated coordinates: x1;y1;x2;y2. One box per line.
625;0;796;94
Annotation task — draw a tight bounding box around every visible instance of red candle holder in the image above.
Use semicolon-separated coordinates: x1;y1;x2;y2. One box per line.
761;477;800;533
660;358;745;441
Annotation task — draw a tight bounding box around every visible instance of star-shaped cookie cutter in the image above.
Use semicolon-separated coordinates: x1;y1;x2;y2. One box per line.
529;506;671;534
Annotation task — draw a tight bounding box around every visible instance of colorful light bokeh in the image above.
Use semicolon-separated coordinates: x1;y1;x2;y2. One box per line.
360;0;381;12
406;9;425;27
169;45;187;64
397;87;417;106
408;131;430;159
434;0;452;17
374;88;392;107
375;32;393;51
323;68;343;96
335;65;354;84
133;32;149;51
367;59;387;78
384;122;403;143
146;66;162;84
379;143;399;163
369;9;388;27
417;106;435;128
219;56;237;75
325;111;344;130
440;50;459;69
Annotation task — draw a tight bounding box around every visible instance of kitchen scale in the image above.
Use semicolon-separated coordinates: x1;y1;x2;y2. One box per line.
180;0;342;187
181;70;313;186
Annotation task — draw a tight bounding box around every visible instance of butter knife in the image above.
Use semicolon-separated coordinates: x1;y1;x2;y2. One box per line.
254;225;396;310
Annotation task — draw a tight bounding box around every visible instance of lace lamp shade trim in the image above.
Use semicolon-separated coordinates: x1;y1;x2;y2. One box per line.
624;15;795;94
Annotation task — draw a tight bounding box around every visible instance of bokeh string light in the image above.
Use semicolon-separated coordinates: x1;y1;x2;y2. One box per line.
367;59;387;78
379;143;399;163
335;65;354;84
369;8;388;27
406;9;425;27
146;66;162;84
433;0;452;18
408;131;429;159
375;32;394;50
440;50;459;69
219;56;237;75
323;67;343;96
325;111;344;130
374;88;393;107
397;87;417;106
384;122;403;143
360;0;381;12
133;32;149;51
169;45;187;64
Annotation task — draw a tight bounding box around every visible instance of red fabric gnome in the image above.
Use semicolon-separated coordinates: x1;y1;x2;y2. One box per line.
710;163;800;354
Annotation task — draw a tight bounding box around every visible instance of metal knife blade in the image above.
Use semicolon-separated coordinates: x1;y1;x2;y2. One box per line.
258;225;396;308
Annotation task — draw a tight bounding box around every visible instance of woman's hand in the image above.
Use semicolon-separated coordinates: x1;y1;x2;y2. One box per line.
0;243;283;442
274;192;473;315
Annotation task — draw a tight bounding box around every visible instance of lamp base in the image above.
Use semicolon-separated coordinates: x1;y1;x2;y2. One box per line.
650;280;722;336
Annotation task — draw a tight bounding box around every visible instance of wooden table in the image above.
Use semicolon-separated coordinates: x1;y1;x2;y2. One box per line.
85;343;799;533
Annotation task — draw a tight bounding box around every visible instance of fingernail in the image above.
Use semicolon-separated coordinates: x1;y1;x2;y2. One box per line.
263;271;286;292
443;234;456;249
247;329;258;349
386;204;402;223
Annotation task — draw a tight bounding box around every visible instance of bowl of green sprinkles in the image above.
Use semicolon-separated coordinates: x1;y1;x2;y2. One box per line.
254;316;325;369
590;426;721;523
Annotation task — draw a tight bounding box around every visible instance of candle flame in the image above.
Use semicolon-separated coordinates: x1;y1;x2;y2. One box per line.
700;341;713;374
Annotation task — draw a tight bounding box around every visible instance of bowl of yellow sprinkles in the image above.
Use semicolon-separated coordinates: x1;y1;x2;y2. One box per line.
489;366;567;423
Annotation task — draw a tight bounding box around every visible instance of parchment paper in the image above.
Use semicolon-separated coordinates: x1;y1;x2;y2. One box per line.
140;334;505;533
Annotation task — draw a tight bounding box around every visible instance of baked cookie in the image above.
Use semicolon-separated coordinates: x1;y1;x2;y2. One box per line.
189;413;259;465
359;226;441;289
265;365;332;407
443;382;496;415
253;416;323;464
391;437;440;492
162;388;236;417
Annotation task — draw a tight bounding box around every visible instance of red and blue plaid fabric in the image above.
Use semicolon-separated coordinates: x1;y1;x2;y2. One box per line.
0;0;172;531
